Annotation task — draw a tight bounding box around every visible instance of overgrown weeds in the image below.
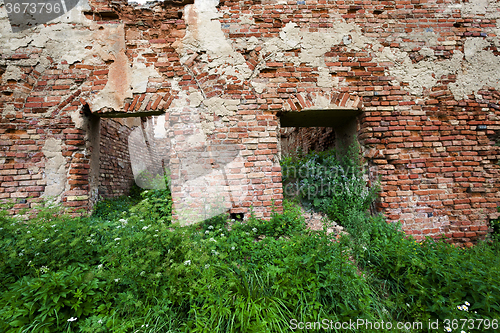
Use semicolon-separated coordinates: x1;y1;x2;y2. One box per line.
1;146;499;332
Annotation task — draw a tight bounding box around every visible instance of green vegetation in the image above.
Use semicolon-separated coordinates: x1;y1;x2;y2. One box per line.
0;147;499;332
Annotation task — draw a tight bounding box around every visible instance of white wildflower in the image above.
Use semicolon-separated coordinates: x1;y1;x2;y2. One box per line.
114;278;120;282
184;260;191;266
221;234;224;237
208;225;214;229
140;271;145;276
205;264;210;269
205;230;210;234
114;238;121;241
209;238;216;242
252;228;257;233
231;246;235;250
465;301;470;306
67;317;77;322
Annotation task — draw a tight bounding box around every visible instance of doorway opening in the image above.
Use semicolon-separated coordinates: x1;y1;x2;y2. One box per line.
278;108;361;158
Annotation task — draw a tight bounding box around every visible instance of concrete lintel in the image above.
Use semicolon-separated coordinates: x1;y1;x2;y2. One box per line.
279;108;361;127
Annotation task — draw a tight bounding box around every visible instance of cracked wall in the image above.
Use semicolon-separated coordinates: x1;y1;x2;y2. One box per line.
1;0;500;243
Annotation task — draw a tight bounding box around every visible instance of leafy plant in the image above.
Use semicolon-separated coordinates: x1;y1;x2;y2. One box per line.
281;146;379;226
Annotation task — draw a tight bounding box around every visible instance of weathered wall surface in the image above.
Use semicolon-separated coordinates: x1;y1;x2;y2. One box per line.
1;0;500;242
98;117;138;198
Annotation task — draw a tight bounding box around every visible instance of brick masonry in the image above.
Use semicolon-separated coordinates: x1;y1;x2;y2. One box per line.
280;127;336;157
98;117;136;198
1;0;500;243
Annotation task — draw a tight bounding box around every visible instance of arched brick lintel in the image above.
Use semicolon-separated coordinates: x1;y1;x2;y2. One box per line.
284;91;363;112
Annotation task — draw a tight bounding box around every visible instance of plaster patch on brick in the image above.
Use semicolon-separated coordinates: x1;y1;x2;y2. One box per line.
317;67;338;88
1;65;22;81
1;104;16;116
398;30;439;51
89;24;161;112
179;0;252;81
70;110;86;129
42;138;67;200
450;38;500;100
0;1;92;62
462;0;491;16
188;90;203;107
203;97;237;120
90;24;132;112
35;25;93;65
380;47;463;96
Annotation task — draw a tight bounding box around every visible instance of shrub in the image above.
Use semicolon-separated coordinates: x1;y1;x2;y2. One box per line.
281;147;378;226
359;216;500;331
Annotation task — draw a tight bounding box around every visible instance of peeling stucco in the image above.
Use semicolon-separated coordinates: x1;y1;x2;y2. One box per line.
179;0;252;82
450;38;500;100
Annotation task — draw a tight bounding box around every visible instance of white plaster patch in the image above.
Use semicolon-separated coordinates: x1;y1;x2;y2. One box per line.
70;110;85;129
89;23;160;112
42;138;67;200
463;0;489;15
317;67;337;88
188;90;204;107
1;65;22;81
131;62;161;93
180;2;252;82
154;114;168;139
450;40;500;99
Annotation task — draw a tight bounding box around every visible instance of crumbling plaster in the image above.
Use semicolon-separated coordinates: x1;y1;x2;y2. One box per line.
176;0;500;101
1;0;500;242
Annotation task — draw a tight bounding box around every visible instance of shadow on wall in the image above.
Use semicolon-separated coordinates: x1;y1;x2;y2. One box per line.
279;109;360;158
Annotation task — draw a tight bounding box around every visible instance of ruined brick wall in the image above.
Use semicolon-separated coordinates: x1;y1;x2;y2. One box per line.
280;127;336;157
1;0;500;242
98;118;136;198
